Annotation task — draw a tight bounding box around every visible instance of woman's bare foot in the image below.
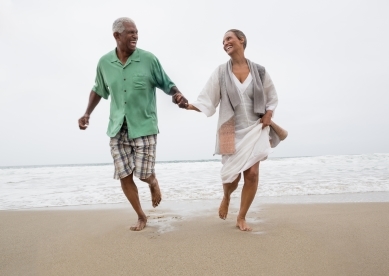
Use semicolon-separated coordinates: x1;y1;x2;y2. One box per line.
130;217;147;231
149;181;162;208
236;217;252;231
219;196;230;220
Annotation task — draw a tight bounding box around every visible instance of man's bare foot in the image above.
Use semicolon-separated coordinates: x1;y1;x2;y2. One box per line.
219;196;230;220
149;180;162;208
130;217;147;231
236;217;252;231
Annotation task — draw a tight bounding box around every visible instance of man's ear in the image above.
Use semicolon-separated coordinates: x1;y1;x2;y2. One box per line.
113;32;120;40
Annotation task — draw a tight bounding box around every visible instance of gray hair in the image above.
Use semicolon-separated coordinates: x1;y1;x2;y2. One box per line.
226;29;247;49
112;17;135;33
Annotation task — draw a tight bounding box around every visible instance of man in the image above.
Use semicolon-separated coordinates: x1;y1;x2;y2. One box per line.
78;17;187;231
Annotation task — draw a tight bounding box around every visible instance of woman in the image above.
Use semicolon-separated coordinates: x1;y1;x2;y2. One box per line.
183;29;286;231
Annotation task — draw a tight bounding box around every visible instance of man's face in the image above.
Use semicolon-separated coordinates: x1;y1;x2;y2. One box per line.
115;22;138;53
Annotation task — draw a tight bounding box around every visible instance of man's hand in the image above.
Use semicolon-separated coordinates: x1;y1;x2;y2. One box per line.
78;114;90;130
172;92;188;109
260;110;273;129
78;91;102;130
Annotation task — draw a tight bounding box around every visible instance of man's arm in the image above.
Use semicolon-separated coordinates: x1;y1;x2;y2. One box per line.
149;56;188;108
78;91;102;130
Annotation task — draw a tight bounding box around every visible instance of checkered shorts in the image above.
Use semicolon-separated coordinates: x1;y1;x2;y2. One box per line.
110;123;157;180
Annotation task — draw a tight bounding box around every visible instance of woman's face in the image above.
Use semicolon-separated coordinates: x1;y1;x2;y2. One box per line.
223;31;244;56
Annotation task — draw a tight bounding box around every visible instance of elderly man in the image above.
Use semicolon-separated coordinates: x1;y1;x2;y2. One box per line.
78;17;187;231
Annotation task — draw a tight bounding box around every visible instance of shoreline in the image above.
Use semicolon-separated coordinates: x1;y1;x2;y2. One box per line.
1;200;389;275
2;191;389;211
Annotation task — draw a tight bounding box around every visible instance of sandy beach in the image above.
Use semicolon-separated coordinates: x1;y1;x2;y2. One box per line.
1;200;389;276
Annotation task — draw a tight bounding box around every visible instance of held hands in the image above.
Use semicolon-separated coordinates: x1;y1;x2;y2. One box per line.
172;92;189;109
78;114;90;130
172;92;200;111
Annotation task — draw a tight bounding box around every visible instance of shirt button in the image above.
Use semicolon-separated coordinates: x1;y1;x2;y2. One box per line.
124;90;126;92
124;78;126;81
125;102;126;104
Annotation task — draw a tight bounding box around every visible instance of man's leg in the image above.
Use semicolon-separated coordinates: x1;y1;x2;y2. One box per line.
219;174;241;219
120;173;148;231
236;161;260;231
140;173;162;208
134;134;161;208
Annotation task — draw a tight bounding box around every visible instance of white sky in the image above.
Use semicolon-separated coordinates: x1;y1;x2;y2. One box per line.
0;0;388;166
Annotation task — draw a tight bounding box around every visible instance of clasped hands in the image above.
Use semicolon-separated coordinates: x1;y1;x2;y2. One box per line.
172;92;189;109
172;92;199;111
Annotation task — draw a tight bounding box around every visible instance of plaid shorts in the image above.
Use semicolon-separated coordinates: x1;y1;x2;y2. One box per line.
110;123;157;180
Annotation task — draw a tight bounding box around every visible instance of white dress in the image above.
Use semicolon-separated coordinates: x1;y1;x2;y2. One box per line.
192;67;278;184
220;73;271;183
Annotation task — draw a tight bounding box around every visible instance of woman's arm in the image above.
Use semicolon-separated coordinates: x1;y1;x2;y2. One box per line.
263;71;278;114
186;104;200;112
187;67;221;116
260;71;278;128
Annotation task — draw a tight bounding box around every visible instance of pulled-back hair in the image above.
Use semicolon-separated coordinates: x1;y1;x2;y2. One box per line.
226;29;247;49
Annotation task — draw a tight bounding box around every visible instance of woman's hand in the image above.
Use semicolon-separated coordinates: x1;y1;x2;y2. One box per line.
186;104;200;112
260;110;273;128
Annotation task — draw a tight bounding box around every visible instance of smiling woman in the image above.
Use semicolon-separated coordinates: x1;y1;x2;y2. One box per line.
224;29;247;51
184;29;286;231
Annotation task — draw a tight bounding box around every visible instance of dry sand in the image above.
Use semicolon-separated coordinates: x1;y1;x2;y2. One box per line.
1;201;388;276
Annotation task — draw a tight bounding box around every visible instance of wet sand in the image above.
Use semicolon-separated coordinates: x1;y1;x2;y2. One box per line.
1;201;388;275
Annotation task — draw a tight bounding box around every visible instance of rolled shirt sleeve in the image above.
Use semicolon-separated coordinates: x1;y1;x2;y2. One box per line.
92;62;110;99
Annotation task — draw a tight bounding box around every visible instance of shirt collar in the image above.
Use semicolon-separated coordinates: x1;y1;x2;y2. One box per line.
110;48;140;63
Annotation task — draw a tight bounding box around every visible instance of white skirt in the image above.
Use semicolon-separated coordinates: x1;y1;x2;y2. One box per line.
221;120;271;183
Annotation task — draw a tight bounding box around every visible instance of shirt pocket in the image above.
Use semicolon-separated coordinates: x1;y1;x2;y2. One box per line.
132;75;147;90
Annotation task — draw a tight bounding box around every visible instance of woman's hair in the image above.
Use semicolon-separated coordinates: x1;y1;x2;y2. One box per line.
226;29;247;49
112;17;135;33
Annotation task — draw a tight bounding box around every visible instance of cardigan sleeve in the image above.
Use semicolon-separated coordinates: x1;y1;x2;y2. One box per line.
191;67;221;117
263;71;278;113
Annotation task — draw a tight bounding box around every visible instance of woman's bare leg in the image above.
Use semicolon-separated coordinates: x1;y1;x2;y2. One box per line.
236;161;260;231
219;174;241;219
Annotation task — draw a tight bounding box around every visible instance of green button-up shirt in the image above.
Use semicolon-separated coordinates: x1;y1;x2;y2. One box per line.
92;48;176;139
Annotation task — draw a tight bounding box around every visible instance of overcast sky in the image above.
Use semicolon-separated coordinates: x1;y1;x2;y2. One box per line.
0;0;388;166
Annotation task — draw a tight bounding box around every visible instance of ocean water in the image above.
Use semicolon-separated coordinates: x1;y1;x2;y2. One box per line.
0;153;388;210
